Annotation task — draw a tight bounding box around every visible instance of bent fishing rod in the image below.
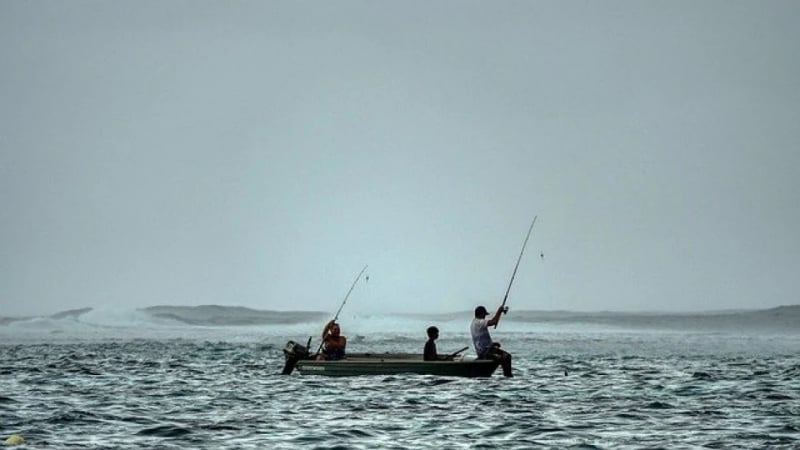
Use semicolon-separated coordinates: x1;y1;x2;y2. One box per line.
495;216;537;329
315;264;368;354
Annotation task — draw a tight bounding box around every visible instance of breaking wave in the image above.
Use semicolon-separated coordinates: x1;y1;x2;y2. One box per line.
1;304;797;344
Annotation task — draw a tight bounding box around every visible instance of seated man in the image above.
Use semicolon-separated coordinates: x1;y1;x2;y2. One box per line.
470;305;513;377
317;320;347;361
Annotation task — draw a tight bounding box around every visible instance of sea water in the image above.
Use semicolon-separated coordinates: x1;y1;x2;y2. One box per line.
1;307;798;449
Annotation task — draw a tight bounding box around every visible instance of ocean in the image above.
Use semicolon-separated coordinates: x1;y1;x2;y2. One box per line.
1;306;799;449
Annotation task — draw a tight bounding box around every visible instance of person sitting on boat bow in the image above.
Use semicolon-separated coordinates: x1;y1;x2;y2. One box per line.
317;320;347;361
470;305;513;377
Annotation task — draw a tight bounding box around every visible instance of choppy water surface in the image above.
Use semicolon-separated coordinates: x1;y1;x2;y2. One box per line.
2;329;799;449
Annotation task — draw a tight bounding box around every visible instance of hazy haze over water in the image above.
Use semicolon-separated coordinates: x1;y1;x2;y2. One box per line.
1;1;799;317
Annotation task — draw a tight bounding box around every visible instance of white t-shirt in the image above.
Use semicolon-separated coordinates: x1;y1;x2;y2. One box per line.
470;318;493;356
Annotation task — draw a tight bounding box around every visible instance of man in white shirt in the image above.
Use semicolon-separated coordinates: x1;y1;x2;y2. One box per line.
470;305;513;377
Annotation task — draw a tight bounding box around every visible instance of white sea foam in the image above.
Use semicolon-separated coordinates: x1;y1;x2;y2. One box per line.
2;304;797;344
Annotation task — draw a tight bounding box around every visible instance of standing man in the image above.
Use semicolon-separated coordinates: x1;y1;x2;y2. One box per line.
470;305;513;377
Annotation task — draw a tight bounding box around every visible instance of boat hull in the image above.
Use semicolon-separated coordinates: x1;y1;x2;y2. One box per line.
294;353;500;377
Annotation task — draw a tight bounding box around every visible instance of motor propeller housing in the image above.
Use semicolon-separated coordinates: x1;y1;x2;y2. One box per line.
281;340;311;375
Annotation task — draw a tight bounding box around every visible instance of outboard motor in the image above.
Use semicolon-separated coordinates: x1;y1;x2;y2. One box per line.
281;339;311;375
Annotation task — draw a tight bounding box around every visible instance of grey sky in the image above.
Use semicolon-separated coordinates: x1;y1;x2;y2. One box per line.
1;1;798;317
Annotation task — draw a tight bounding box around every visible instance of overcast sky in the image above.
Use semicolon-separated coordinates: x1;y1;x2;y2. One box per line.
1;1;798;317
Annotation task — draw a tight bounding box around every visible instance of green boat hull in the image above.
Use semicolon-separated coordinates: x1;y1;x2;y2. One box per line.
282;340;501;377
294;355;500;377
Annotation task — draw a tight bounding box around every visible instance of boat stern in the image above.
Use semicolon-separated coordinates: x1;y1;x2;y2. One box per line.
281;340;310;375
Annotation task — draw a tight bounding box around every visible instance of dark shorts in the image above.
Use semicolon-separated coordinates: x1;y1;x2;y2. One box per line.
322;348;345;361
478;344;510;361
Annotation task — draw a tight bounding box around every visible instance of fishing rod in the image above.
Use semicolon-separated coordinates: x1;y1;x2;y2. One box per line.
495;216;537;329
447;346;470;360
315;264;368;354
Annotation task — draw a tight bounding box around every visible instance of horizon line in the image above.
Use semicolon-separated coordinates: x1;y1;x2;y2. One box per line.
3;303;798;320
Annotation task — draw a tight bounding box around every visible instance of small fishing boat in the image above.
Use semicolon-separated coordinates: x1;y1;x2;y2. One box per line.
281;340;500;378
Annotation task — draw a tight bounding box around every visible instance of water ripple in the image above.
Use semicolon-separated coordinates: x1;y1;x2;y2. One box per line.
1;335;799;449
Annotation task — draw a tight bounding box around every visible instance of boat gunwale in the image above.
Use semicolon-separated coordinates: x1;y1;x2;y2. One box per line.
298;357;494;364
